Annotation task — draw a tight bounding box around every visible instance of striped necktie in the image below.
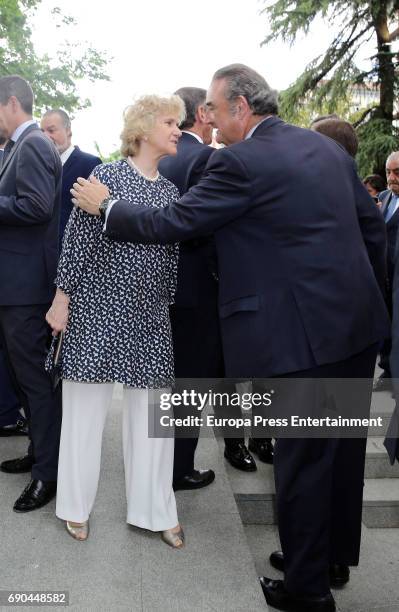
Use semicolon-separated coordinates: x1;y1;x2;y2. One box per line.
385;195;398;223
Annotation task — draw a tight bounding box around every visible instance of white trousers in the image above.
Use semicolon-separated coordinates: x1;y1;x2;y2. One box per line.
56;381;178;530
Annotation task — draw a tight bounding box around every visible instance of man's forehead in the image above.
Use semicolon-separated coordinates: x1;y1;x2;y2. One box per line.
41;114;62;127
386;154;399;167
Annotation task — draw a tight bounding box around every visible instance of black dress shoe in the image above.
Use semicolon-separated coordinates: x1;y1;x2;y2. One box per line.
0;454;34;474
248;437;274;464
13;479;57;513
328;564;350;587
270;551;350;587
373;376;392;392
224;442;257;471
259;577;336;612
0;419;28;437
173;469;215;491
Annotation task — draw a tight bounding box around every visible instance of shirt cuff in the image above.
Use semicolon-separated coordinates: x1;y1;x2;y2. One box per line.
103;199;118;231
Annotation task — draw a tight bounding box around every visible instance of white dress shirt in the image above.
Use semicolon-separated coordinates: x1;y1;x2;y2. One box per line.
60;144;75;166
11;119;37;143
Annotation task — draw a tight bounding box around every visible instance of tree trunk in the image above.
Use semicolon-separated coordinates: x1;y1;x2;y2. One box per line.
373;1;395;120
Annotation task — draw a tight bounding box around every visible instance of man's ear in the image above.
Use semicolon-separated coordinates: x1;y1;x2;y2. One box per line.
235;95;250;119
9;96;20;113
197;104;208;124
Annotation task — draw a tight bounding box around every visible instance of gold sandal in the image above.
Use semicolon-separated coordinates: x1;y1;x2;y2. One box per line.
65;520;89;541
161;526;185;549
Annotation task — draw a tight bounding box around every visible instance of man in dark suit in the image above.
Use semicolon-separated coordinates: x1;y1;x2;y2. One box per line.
0;136;28;437
374;151;399;391
40;109;101;241
159;87;217;489
0;75;62;512
159;87;263;487
72;64;389;612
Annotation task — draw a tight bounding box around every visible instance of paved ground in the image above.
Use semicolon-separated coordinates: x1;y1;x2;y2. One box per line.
1;384;399;611
245;524;399;612
0;388;264;612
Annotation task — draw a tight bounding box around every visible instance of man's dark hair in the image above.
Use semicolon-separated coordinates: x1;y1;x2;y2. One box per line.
310;114;339;127
174;87;206;130
42;108;71;130
311;118;358;158
212;63;278;115
363;174;386;193
0;75;33;114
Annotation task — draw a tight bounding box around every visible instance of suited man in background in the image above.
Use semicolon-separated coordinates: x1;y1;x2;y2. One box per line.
0;136;28;438
160;87;272;481
374;151;399;392
41;109;101;241
0;75;62;513
159;87;217;489
73;63;389;612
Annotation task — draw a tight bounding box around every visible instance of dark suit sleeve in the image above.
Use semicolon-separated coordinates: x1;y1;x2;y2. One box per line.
105;147;252;244
353;165;387;293
0;136;57;226
390;240;399;382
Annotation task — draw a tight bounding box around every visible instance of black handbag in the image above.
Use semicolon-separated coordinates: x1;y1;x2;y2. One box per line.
48;331;64;390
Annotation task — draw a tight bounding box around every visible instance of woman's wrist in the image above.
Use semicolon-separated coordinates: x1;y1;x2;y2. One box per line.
54;289;70;305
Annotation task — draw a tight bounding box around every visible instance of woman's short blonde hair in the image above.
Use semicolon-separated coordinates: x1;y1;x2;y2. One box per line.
120;94;186;157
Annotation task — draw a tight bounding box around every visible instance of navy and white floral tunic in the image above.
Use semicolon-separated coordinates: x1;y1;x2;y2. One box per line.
50;159;179;388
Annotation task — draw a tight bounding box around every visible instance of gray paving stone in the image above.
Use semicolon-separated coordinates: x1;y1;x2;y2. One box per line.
244;523;399;612
0;393;265;611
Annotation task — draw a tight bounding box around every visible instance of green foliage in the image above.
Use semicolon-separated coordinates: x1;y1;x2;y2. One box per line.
356;118;398;177
0;0;109;113
261;0;399;177
94;142;120;164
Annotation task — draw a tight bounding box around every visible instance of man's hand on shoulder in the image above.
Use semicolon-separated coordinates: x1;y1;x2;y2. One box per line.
71;175;110;216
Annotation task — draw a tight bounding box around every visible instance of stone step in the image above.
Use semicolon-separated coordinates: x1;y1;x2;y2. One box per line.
365;437;399;478
219;438;399;527
362;479;399;528
369;392;395;436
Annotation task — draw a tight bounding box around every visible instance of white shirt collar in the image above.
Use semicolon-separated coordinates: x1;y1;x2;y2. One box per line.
11;119;37;143
245;116;273;140
60;144;75;166
182;130;203;144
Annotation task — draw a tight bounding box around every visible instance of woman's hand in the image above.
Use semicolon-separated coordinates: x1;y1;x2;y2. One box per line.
46;289;70;335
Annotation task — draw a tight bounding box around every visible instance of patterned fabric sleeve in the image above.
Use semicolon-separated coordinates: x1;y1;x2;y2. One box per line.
55;164;110;296
164;183;180;304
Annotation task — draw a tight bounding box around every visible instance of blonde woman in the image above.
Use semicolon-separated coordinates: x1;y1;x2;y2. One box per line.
46;95;185;547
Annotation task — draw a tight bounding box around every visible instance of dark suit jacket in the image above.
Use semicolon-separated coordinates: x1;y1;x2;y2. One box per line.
386;233;399;463
106;117;390;377
379;189;399;286
0;124;62;305
60;146;101;240
159;132;215;307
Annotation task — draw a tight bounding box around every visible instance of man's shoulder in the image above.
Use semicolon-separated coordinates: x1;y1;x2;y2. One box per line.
23;126;54;148
71;147;102;165
20;127;61;164
379;189;391;200
178;136;212;157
